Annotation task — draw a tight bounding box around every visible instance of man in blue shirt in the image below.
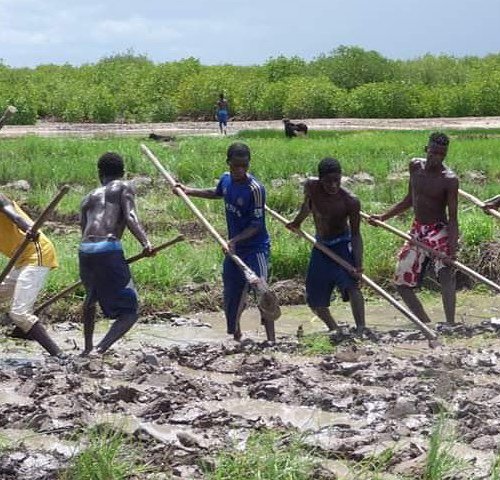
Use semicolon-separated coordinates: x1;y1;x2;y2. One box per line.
176;142;275;342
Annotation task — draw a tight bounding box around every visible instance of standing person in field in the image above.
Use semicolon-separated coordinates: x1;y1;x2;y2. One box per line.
369;132;459;324
79;152;154;355
215;93;229;135
286;158;366;335
0;194;64;357
175;142;275;342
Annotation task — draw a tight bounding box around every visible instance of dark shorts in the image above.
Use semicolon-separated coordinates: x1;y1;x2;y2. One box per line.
79;241;138;318
306;240;357;307
217;110;228;126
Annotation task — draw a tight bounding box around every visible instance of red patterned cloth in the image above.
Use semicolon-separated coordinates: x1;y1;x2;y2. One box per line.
394;220;450;287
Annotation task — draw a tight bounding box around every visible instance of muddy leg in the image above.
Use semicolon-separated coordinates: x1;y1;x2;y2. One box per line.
96;313;138;354
27;321;63;357
397;285;432;324
438;266;456;324
348;287;365;335
311;307;339;331
82;300;97;356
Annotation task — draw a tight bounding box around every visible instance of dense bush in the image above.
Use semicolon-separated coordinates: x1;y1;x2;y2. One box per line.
2;46;500;124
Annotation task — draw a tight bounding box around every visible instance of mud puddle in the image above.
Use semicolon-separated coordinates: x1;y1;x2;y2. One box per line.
1;294;500;478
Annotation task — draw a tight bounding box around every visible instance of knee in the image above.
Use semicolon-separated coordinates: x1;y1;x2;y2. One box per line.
9;311;37;333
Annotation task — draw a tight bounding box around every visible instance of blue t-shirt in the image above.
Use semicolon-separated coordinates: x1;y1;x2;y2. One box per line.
215;173;270;254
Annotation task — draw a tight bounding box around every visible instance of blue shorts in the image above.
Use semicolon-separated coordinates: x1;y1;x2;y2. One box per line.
217;110;228;126
306;239;357;307
79;240;138;318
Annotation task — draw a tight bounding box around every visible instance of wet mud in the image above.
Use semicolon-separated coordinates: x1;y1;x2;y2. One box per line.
1;297;500;479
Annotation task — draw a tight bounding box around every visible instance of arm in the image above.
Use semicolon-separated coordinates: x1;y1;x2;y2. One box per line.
446;177;459;258
484;196;500;211
181;186;221;199
120;184;152;250
287;181;312;230
348;198;363;271
0;194;33;233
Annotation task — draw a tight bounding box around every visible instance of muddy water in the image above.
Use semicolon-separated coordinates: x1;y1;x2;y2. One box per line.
1;294;500;479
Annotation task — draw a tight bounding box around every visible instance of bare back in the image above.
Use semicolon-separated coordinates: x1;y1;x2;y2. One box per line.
80;180;149;248
409;158;458;224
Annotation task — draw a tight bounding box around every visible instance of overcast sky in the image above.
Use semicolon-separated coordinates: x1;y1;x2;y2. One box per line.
1;0;499;67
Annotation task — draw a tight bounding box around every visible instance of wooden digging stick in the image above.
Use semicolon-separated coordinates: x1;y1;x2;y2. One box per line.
458;188;500;221
34;235;185;314
360;211;500;294
140;144;281;326
0;185;70;285
265;205;438;341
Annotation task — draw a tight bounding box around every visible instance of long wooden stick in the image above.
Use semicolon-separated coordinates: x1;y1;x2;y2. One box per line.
0;185;70;285
140;144;261;285
34;235;185;314
360;211;500;294
265;206;438;341
459;188;500;220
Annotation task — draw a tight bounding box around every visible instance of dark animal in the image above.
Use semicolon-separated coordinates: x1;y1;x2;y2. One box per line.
149;133;176;142
283;119;308;138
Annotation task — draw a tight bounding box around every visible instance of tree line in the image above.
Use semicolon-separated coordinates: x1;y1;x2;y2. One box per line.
2;46;500;124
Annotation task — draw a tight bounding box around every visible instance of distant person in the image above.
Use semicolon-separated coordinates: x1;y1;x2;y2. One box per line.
79;152;154;355
215;93;229;135
283;119;308;138
0;193;64;357
175;143;276;342
287;158;366;335
369;132;459;325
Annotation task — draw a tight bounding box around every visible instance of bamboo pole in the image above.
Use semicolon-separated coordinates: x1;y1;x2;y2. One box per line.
34;235;185;314
459;188;500;220
360;211;500;294
265;205;438;341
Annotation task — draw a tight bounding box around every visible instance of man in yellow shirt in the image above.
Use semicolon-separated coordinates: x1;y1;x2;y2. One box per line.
0;193;63;356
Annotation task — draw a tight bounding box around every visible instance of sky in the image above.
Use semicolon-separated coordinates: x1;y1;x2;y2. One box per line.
1;0;500;68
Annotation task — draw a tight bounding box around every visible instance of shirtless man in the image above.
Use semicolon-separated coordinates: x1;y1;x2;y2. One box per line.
287;158;366;335
0;194;64;356
215;93;229;135
79;152;153;355
370;132;459;324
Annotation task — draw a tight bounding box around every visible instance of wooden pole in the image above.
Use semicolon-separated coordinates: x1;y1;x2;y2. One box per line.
459;188;500;220
34;235;185;314
265;205;438;341
0;185;70;285
360;211;500;294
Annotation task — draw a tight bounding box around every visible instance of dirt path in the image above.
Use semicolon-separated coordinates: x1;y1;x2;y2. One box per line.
2;116;500;138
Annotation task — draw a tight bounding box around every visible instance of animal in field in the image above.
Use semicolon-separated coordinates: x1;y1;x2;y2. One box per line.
283;119;308;138
149;133;176;142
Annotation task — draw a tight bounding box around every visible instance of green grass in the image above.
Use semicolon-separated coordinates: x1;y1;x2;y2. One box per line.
60;425;148;480
299;332;336;355
0;130;498;314
424;413;471;480
206;431;315;480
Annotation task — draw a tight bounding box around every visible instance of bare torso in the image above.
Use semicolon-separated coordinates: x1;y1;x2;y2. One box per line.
80;180;130;241
306;178;359;239
410;158;458;224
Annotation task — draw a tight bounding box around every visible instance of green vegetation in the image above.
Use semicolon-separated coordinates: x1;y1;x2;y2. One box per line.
0;130;498;314
3;47;500;123
299;332;336;355
60;425;147;480
206;431;315;480
424;413;471;480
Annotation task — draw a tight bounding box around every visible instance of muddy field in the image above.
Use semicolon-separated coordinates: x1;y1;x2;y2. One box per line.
1;296;500;479
2;116;500;138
